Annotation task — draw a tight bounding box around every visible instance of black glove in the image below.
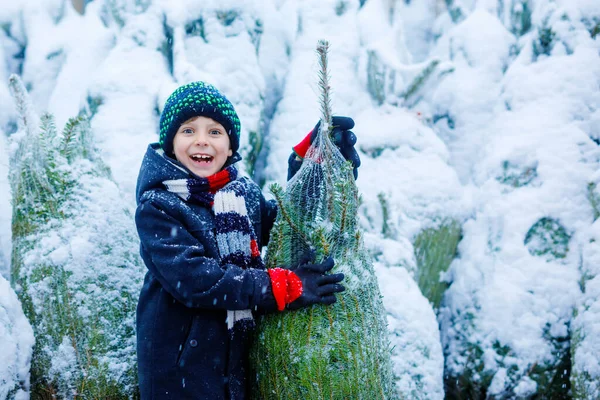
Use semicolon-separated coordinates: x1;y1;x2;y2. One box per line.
287;256;345;310
287;116;361;181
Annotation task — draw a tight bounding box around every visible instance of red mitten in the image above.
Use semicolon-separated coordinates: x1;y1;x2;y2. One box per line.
267;268;303;311
267;257;344;312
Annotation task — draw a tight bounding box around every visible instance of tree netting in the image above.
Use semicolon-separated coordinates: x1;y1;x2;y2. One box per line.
250;41;394;400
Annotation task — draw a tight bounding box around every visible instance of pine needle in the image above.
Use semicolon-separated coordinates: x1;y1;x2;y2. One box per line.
316;40;333;134
8;74;33;134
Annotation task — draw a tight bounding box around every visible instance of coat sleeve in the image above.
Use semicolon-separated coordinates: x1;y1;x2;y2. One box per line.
259;195;278;247
135;197;277;311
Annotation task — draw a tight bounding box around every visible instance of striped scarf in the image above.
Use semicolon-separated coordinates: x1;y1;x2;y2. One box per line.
163;165;263;330
163;165;237;206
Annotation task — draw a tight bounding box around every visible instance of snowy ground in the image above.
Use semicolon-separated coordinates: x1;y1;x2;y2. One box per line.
1;0;599;398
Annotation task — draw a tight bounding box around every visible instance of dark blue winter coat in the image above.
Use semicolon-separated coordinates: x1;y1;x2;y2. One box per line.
135;143;278;400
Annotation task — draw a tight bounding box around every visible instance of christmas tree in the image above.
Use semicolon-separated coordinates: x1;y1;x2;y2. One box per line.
8;74;144;399
250;41;394;399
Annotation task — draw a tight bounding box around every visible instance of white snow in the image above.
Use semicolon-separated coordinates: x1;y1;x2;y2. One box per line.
0;133;11;278
572;219;600;398
428;0;600;395
377;264;444;399
0;275;34;400
0;0;599;397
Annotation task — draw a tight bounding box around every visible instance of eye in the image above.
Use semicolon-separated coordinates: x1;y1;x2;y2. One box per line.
181;127;194;135
209;129;224;136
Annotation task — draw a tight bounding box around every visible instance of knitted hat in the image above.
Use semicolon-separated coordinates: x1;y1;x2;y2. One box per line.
159;81;241;156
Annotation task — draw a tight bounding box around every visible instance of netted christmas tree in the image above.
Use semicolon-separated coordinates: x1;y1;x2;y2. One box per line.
8;74;144;399
250;41;394;400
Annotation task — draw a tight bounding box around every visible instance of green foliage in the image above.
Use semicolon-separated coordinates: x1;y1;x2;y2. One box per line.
510;0;532;36
443;307;489;400
8;74;142;399
445;304;572;398
524;217;570;260
102;0;150;29
335;1;349;16
590;21;600;39
366;50;444;107
432;113;456;130
251;170;393;398
0;22;26;76
51;0;67;24
497;160;538;187
60;115;86;162
8;103;75;244
249;19;263;55
160;16;174;75
245;130;263;178
533;21;556;58
185;18;207;42
46;49;64;62
317;41;333;129
403;59;440;103
413;220;461;309
571;234;600;399
377;192;394;239
105;0;126;28
85;94;104;120
445;0;465;23
250;42;393;399
216;10;239;27
530;337;571;398
444;354;489;400
570;326;588;399
5;385;21;400
571;317;598;399
587;182;600;221
444;317;569;399
366;50;386;106
252;252;392;399
362;145;397;159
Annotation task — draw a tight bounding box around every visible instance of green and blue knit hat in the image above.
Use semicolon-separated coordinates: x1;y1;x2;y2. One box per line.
159;81;241;156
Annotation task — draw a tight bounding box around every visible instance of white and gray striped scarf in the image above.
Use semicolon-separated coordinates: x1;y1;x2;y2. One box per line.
163;167;264;331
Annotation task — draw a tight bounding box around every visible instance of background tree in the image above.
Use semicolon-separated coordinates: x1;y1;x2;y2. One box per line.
8;74;144;399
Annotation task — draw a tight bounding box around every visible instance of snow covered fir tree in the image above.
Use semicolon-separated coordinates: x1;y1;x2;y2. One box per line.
0;0;599;399
7;74;144;398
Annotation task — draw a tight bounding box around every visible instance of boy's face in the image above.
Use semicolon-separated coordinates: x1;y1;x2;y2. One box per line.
173;116;233;178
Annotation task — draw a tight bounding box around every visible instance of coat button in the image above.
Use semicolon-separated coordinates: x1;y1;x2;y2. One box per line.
189;339;198;347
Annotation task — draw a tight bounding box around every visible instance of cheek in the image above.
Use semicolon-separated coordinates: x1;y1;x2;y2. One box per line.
173;140;181;152
172;137;187;159
173;135;182;148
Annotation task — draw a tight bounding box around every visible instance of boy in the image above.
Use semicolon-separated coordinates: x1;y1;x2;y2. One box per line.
134;81;359;399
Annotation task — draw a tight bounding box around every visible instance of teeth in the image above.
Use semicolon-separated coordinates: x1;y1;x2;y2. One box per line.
191;154;212;161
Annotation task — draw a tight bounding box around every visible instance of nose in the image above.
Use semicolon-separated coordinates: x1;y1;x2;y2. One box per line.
194;132;209;146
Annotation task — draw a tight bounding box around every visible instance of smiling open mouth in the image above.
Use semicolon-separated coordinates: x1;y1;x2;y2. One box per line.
190;154;213;163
